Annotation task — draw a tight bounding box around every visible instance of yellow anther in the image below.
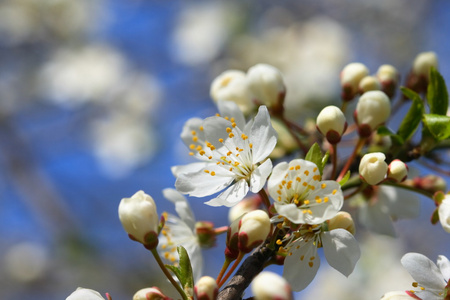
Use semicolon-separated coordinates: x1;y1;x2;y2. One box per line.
277;223;283;229
199;126;204;131
164;252;170;259
189;152;194;156
295;165;300;170
313;175;321;181
229;133;234;138
192;136;198;142
216;113;220;117
277;190;282;195
219;138;224;143
310;256;315;260
412;282;419;288
332;189;337;195
296;177;301;182
191;130;196;135
276;239;283;245
227;151;232;156
323;197;329;203
308;262;314;267
232;122;237;127
309;185;315;190
226;127;232;133
289;166;294;170
277;196;281;202
208;156;212;159
196;145;202;151
321;183;327;189
161;244;167;249
224;116;229;120
294;199;299;205
282;180;286;185
302;210;308;214
210;171;216;176
249;143;253;148
313;167;318;172
230;117;235;122
287;181;293;189
241;134;248;140
302;182;308;187
234;162;240;166
304;200;310;205
304;170;309;176
189;144;195;149
204;170;210;173
229;167;233;171
199;150;206;156
300;255;304;261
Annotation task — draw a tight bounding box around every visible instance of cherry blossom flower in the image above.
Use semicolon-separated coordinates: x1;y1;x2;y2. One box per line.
356;185;420;237
66;288;105;300
401;252;449;300
268;159;343;225
438;194;450;233
174;103;277;207
281;224;360;292
158;188;203;281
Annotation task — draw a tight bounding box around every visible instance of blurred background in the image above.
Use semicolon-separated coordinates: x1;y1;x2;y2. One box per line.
0;0;449;299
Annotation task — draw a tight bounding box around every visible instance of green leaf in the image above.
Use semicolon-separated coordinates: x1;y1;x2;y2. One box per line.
177;246;194;296
165;264;182;282
422;114;450;141
427;67;449;115
305;143;325;175
398;87;425;141
377;126;404;145
338;171;351;186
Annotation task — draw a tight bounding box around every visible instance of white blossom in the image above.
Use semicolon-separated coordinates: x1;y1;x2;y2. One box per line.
401;252;449;299
158;188;203;281
252;271;293;300
268;159;343;225
412;52;438;79
174;103;277;207
247;64;286;108
340;62;369;100
359;152;388;185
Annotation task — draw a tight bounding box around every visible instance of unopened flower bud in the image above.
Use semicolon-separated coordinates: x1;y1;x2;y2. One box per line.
376;64;399;98
412;51;438;79
411;174;447;194
316;105;347;144
66;288;105;300
133;287;169;300
380;291;414;300
387;159;408;182
340;62;369;101
247;64;286;110
251;271;293;300
326;211;355;235
195;221;216;248
194;276;218;300
118;190;159;249
228;195;261;223
238;210;271;253
438;194;450;233
359;152;388;185
355;91;391;137
358;76;381;93
225;216;241;259
210;70;255;115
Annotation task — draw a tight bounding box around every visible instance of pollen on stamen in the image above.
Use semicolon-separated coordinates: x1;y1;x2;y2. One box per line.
277;196;281;201
300;255;304;261
332;189;337;195
249;143;253;148
216;113;220;117
304;170;310;176
276;239;282;245
241;134;248;140
304;200;310;205
412;282;418;288
219;138;224;143
302;182;308;187
296;177;301;182
204;170;210;173
289;166;294;170
295;165;300;170
196;145;202;151
210;171;216;176
323;197;329;203
192;136;198;142
189;144;195;149
308;262;314;267
189;152;194;156
321;183;327;189
191;130;196;136
232;122;237;127
313;167;318;172
313;175;321;181
199;150;206;156
199;126;204;131
226;127;232;133
277;223;283;229
229;133;234;138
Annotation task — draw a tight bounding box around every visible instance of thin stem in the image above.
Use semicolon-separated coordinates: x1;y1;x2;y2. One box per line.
214;226;229;235
216;257;233;284
331;143;338;180
258;189;271;212
218;252;245;288
337;137;366;182
150;248;188;300
381;181;434;199
268;226;281;250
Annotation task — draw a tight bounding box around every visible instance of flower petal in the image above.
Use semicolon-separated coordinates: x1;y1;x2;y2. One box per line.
175;164;234;197
204;178;249;207
171;162;209;177
217;100;246;129
322;229;360;277
379;186;420;219
437;255;450;283
401;253;446;292
163;188;196;230
283;240;320;292
359;199;396;237
250;106;277;164
274;202;305;224
250;159;273;193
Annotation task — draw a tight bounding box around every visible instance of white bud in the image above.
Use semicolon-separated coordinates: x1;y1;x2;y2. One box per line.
66;288;105;300
251;271;293;300
228;195;261;223
412;51;438;79
133;287;168;300
326;211;355;235
380;291;414;300
316;105;347;144
238;210;270;253
358;76;381;93
194;276;218;300
438;195;450;233
210;70;255;115
387;159;408;182
359;152;388;185
377;64;399;84
340;62;369;101
118;190;159;247
247;64;286;108
355;91;391;136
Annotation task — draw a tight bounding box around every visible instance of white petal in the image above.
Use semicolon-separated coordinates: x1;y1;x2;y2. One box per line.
171;162;209;177
202;116;233;149
401;253;446;291
283;240;320;292
274;202;305;224
438;198;450;233
267;161;289;199
217;100;246;129
175;165;234;197
163;188;196;230
303;181;343;224
250;106;278;164
184;240;203;283
359;199;396;237
322;229;360;277
204;179;249;207
250;159;273;193
437;255;450;283
378;186;420;219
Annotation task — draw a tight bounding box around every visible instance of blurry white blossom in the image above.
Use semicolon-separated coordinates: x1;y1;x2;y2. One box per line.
4;242;49;283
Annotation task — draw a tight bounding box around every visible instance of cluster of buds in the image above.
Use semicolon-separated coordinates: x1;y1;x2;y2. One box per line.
211;64;286;115
118;190;160;250
225;210;271;259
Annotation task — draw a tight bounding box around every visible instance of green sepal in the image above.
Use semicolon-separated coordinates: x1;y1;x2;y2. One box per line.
422;114;450;141
305;143;325;175
398;87;425;142
430;207;440;225
338;171;351;186
427;67;449;115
